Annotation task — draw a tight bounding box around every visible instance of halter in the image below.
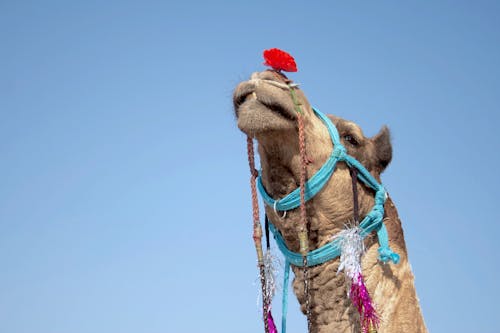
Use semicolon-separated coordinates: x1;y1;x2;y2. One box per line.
258;108;400;266
257;107;400;333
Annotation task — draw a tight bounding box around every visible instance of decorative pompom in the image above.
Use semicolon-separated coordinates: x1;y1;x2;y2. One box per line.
263;48;297;72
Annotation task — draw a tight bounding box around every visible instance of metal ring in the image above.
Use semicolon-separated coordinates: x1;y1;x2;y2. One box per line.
273;201;287;219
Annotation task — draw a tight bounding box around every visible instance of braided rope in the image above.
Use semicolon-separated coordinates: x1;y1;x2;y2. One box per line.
297;102;312;333
297;111;308;238
247;136;270;333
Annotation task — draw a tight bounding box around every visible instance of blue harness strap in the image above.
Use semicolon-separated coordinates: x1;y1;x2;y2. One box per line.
257;108;400;333
281;260;290;333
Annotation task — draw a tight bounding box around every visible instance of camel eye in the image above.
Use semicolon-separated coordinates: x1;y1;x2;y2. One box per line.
343;134;358;146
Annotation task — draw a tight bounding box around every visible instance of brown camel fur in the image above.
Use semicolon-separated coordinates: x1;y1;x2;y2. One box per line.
233;70;428;333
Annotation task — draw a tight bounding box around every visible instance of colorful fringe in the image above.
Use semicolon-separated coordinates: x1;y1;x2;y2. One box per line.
349;272;379;332
267;310;278;333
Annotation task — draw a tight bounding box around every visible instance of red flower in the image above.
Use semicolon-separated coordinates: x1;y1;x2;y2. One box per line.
263;48;297;72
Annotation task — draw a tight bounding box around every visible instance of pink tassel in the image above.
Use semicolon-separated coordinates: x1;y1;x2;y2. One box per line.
349;273;379;333
267;310;278;333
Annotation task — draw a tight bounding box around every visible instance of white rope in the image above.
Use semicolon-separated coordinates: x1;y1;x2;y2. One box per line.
248;78;299;90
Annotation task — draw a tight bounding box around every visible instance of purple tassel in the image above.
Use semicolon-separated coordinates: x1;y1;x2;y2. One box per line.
267;310;278;333
349;273;379;333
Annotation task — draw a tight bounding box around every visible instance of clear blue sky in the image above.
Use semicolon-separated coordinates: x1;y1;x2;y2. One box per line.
1;1;499;332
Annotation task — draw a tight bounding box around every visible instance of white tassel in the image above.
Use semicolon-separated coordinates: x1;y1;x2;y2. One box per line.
336;226;364;279
255;249;281;307
264;249;280;302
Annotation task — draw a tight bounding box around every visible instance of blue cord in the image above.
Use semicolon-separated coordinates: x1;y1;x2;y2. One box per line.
282;260;290;333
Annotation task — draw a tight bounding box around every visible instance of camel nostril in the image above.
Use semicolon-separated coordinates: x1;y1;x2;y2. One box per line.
261;100;295;121
235;92;257;108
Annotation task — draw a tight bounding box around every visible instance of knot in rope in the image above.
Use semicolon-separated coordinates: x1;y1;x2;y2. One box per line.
333;145;347;159
378;247;401;264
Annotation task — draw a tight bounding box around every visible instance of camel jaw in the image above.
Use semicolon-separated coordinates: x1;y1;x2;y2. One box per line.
236;97;297;136
234;76;299;136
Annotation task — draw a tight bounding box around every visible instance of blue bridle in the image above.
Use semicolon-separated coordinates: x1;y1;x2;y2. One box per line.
256;107;399;333
258;107;399;265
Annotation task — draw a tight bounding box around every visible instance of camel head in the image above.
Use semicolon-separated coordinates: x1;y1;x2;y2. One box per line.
234;70;392;247
234;69;392;170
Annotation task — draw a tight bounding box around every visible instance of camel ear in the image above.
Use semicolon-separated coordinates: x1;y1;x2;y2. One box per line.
373;126;392;172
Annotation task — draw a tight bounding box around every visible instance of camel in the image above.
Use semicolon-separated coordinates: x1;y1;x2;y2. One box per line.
233;70;428;333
